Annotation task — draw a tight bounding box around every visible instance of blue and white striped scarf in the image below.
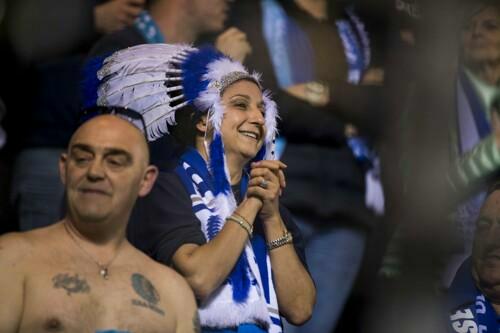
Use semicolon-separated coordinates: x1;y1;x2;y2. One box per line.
448;259;499;332
175;149;282;332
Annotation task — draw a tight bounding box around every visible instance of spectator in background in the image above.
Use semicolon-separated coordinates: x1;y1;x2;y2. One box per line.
6;0;145;231
90;0;250;62
445;0;500;285
448;182;500;332
229;1;385;332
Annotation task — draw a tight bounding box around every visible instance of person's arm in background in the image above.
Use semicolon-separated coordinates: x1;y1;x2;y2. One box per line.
215;27;252;64
94;0;144;36
282;74;386;142
7;0;144;62
448;110;500;199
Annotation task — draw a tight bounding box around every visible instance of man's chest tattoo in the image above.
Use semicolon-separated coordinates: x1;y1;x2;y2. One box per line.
52;273;91;296
130;273;165;316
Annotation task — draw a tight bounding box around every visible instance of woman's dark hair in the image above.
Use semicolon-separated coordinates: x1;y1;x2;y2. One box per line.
169;104;204;148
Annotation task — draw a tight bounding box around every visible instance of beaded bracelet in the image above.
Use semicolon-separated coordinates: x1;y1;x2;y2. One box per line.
267;231;293;250
227;214;253;237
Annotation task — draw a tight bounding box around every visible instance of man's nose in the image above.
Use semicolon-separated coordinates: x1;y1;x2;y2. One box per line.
87;159;105;180
472;22;485;37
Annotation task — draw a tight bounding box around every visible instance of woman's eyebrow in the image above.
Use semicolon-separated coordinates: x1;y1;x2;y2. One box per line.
230;94;251;100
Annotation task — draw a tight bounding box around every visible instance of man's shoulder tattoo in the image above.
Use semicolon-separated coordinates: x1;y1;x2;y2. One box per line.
52;273;91;296
130;273;165;316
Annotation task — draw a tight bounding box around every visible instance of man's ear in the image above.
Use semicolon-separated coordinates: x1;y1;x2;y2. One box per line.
195;114;208;133
59;153;68;185
138;165;159;197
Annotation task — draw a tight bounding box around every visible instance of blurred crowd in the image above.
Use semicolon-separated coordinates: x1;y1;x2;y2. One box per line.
0;0;500;332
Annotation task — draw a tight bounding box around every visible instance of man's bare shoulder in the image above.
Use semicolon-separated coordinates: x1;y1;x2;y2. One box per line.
0;232;33;263
0;223;61;265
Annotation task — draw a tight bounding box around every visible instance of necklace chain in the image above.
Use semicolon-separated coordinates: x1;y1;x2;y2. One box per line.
63;222;123;279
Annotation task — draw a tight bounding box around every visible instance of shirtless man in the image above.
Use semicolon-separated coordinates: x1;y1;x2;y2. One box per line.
0;114;199;333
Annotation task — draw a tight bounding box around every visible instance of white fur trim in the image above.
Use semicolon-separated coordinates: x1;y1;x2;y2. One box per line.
198;276;271;329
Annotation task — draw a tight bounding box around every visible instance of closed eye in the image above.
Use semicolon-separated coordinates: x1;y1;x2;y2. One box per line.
105;155;130;169
70;150;93;166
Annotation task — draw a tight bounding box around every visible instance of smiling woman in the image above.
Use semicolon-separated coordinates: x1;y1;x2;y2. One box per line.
83;43;315;333
461;2;500;71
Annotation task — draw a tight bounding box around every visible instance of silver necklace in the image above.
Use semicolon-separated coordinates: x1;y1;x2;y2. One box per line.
64;222;123;279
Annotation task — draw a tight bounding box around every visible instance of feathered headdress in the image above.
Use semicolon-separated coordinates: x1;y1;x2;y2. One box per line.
83;43;278;213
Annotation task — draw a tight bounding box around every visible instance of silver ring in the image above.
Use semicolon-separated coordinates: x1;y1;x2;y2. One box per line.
260;179;268;189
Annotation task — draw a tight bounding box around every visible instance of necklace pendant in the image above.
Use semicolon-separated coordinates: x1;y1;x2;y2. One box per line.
100;267;109;279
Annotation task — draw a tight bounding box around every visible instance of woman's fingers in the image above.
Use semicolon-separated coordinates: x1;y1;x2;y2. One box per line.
251;160;287;170
250;161;286;189
247;183;279;201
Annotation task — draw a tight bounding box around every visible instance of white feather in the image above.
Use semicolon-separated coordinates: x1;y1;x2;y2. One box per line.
204;58;248;82
98;72;169;99
262;90;279;143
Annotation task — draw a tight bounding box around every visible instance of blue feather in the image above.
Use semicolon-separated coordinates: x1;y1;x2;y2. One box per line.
181;46;225;105
209;133;231;196
81;54;108;109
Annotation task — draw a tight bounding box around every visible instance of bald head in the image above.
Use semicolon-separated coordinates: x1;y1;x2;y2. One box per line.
69;115;150;166
60;115;158;224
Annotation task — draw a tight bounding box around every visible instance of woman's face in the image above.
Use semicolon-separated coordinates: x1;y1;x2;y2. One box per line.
219;80;266;163
462;6;500;66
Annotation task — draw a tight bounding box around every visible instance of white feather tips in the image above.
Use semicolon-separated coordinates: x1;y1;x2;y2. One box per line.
96;43;195;142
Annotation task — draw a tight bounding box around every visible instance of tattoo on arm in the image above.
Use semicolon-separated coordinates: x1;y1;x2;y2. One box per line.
193;311;201;333
52;273;90;296
130;273;165;316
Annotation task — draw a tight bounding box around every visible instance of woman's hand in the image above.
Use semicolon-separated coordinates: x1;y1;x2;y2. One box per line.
246;160;287;221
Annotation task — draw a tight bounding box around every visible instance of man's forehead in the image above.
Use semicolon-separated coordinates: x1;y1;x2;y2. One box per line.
69;142;131;155
69;115;146;155
72;115;142;142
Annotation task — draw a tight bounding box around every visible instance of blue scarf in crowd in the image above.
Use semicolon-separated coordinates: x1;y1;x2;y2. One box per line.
134;11;165;44
448;258;500;332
